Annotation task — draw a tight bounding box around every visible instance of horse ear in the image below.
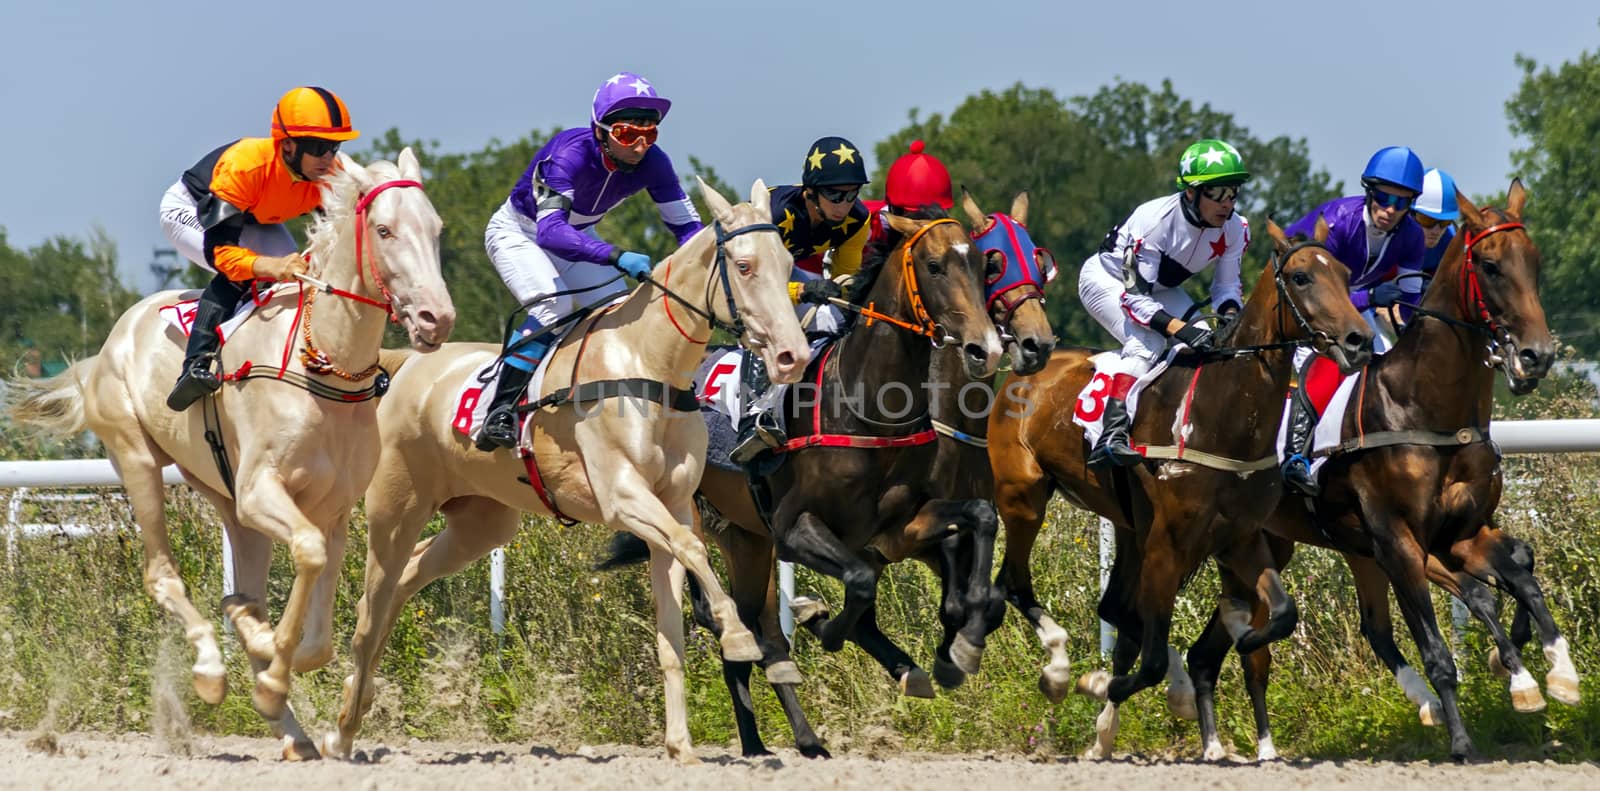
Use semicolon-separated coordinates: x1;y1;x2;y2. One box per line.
338;153;372;188
1506;177;1528;219
885;212;922;236
1457;188;1485;228
959;189;986;229
750;178;771;215
1266;218;1290;255
397;147;423;182
1313;215;1331;244
697;175;735;224
1010;191;1030;226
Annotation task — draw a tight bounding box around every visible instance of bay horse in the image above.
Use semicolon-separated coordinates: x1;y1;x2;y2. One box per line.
986;219;1374;758
326;179;812;763
1182;180;1565;761
8;150;454;759
616;193;1052;758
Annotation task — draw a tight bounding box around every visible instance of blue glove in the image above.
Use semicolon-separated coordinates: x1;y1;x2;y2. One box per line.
614;251;653;280
1368;281;1404;308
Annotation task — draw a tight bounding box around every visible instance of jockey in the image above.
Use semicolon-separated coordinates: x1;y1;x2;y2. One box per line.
1079;139;1250;468
476;72;703;451
1278;146;1426;496
1414;168;1460;279
728;136;871;465
865;139;955;244
162;86;361;411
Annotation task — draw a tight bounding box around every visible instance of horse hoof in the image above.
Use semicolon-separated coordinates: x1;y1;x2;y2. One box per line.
1202;738;1228;762
899;668;935;699
721;631;764;663
932;658;966;690
1167;685;1198;722
790;596;830;626
950;634;983;675
1546;671;1582;706
1257;735;1279;762
281;734;322;762
666;742;699;765
320;732;351;761
1487;646;1508;678
765;661;803;686
192;671;226;706
1075;670;1111;701
798;743;832;760
1418;701;1443;728
253;675;290;722
1039;662;1072;704
1510;669;1547;713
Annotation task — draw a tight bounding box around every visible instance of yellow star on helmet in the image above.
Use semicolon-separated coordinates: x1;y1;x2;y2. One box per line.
831;142;858;164
807;148;826;170
777;208;797;236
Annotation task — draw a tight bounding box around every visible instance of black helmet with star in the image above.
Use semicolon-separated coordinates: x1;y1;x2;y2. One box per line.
801;136;868;188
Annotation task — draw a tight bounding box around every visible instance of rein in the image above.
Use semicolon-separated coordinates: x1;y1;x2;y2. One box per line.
641;220;779;346
1189;239;1331;362
834;218;959;345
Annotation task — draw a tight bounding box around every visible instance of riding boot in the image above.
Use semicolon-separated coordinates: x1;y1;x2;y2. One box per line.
1279;392;1321;498
477;317;553;452
166;276;245;411
1088;396;1143;468
729;352;785;465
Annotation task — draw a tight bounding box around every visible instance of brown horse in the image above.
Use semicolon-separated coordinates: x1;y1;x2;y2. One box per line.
1182;180;1563;762
987;219;1374;757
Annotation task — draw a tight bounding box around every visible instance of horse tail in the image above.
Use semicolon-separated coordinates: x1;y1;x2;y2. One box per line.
378;347;417;378
7;357;96;439
593;530;652;571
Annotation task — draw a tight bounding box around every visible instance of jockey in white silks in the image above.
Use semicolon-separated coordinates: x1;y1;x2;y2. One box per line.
476;71;704;451
1077;138;1251;468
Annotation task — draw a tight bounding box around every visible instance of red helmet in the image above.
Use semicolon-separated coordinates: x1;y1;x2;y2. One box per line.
885;140;953;211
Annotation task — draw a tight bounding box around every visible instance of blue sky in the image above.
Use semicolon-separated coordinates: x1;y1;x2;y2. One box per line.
2;1;1594;290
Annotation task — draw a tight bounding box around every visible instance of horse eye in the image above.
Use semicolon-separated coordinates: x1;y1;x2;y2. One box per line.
926;256;945;276
1481;261;1501;277
736;259;752;276
985;252;1004;278
376;225;393;239
1292;271;1312;287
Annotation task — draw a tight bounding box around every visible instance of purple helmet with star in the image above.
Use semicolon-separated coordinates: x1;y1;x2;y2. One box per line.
591;72;673;125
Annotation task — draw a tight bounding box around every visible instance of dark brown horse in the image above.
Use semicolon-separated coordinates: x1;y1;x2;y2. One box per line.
987;219;1374;758
1182;180;1565;762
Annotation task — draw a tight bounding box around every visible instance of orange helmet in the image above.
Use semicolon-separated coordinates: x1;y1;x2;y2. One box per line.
271;86;360;142
885;140;953;211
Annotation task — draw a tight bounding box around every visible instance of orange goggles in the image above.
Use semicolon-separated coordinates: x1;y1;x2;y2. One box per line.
1414;213;1453;230
601;121;659;147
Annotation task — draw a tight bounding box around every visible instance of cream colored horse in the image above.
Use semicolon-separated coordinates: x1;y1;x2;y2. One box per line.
9;150;454;759
327;178;809;763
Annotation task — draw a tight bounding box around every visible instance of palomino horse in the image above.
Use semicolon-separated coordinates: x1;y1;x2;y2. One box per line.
987;219;1373;758
1183;181;1565;761
9;150;454;759
326;179;811;763
611;194;1052;758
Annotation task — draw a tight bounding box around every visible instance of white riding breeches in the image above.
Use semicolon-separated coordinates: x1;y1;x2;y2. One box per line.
1078;254;1193;375
159;180;297;272
485;199;631;326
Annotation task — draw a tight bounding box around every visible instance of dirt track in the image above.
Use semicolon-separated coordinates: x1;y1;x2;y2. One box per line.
2;732;1597;790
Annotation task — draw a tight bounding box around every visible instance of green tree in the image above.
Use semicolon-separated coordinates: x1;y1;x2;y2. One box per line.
873;80;1339;346
1505;34;1600;355
0;228;140;375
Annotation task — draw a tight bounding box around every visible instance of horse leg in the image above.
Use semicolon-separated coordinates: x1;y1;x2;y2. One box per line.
1369;525;1474;760
647;548;697;763
1187;606;1234;761
291;512;349;673
1078;540;1145;760
951;499;1001;676
742;536;830;759
110;437;226;708
992;475;1070;702
1346;552;1441;726
780;512;880;653
1455;530;1580;707
325;488;462;760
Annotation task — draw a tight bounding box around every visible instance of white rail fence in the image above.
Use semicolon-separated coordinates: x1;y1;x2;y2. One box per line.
4;420;1600;641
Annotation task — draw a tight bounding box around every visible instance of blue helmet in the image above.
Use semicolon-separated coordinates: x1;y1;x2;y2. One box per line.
1414;168;1460;221
1361;146;1425;195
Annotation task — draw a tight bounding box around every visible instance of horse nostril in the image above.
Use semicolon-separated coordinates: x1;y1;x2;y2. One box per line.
1347;332;1371;353
965;343;987;364
416;309;437;328
777;350;796;369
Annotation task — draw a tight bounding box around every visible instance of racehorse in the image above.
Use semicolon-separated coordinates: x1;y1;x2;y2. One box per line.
9;150;454;759
1183;180;1566;761
325;179;812;763
986;218;1373;758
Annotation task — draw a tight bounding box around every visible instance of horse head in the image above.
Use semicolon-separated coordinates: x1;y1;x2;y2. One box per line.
697;177;811;384
1453;180;1552;393
1262;217;1373;374
312;148;455;351
960;189;1056;375
881;210;1005;379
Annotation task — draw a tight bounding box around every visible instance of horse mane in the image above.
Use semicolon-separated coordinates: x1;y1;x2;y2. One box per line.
303;159;402;278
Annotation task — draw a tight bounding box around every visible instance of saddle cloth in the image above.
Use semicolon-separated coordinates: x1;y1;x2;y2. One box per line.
157;285;283;343
450;325;576;443
1274;360;1361;480
1070;351;1174;447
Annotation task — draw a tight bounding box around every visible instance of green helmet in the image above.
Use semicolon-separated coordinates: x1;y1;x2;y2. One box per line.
1176;139;1250;188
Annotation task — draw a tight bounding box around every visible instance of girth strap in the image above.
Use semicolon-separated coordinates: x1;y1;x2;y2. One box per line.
522;378;700;414
1314;427;1485;459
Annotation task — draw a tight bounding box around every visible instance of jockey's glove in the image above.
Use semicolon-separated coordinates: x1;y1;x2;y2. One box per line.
613;251;653;280
253;253;309;281
1172;321;1216;352
1368;281;1405;309
797;279;843;305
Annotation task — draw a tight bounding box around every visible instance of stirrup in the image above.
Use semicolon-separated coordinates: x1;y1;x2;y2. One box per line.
729;421;786;465
1088;432;1142;468
475;407;520;452
1281;455;1320;497
166;360;222;412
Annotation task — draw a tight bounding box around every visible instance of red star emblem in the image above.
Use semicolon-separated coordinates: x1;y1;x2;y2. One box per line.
1208;235;1228;261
